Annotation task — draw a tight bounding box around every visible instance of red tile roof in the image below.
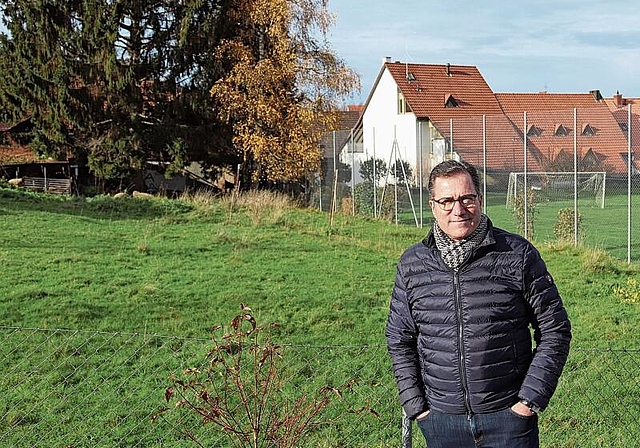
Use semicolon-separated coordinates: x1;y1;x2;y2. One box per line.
0;145;39;164
431;113;533;171
496;92;603;113
386;62;504;121
496;93;629;173
604;95;640;161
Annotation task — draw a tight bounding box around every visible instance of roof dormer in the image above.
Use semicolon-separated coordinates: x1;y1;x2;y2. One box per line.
555;124;569;137
527;124;541;137
444;93;458;108
581;123;596;136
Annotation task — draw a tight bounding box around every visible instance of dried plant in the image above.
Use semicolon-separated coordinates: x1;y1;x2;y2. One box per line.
155;304;353;448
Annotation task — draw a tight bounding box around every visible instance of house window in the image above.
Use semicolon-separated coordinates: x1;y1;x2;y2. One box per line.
555;124;569;137
582;123;595;136
444;93;458;108
398;89;411;114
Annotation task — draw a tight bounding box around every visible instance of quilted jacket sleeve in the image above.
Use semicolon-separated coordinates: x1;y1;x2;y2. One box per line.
385;260;428;420
519;243;572;411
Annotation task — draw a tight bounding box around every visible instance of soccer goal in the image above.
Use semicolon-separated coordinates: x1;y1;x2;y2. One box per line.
506;171;606;208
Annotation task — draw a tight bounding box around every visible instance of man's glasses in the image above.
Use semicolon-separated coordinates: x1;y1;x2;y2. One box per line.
431;194;478;211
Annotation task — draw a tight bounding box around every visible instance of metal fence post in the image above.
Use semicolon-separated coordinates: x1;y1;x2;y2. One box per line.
402;408;412;448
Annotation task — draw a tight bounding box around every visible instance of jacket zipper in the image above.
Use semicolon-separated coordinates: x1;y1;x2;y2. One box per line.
453;270;473;418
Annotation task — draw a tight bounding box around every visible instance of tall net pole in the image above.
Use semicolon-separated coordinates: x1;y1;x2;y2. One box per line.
373;127;377;218
351;129;355;215
628;105;632;264
523;112;528;240
574;108;578;247
482;115;487;215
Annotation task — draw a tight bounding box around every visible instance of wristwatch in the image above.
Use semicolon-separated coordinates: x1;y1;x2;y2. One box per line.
519;399;541;413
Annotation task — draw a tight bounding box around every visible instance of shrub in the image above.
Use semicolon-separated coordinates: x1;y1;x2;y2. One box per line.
358;158;387;184
352;182;408;221
613;277;640;304
511;187;536;239
156;305;354;448
353;182;375;217
554;208;583;243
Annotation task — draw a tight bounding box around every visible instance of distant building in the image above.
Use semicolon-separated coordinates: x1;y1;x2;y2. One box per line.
346;59;637;185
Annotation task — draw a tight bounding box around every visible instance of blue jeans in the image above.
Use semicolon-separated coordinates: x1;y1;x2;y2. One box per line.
416;408;539;448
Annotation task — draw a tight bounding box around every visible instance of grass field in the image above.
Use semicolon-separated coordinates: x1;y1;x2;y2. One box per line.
390;189;640;261
1;187;639;447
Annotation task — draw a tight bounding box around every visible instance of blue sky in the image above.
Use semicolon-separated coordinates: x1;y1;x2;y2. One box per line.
328;0;640;104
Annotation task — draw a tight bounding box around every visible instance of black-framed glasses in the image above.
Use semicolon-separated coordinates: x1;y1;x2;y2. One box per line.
431;194;478;211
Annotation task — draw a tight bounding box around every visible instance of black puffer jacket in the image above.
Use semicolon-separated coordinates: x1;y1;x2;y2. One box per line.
386;220;571;419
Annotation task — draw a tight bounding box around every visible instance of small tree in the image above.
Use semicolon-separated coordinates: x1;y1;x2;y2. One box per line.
511;187;536;239
358;158;387;184
554;208;583;243
336;161;352;184
390;159;412;185
156;304;355;448
353;182;375;216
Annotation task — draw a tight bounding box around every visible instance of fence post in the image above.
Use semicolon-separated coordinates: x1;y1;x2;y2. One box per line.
402;408;412;448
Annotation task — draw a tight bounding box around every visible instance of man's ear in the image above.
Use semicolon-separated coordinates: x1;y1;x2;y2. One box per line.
428;199;437;215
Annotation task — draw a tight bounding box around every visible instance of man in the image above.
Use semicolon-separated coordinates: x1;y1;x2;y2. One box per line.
386;160;571;448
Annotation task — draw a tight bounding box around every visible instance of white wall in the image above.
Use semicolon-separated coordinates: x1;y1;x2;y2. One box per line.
344;68;419;186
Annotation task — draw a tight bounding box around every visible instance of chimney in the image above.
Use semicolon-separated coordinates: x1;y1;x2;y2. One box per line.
383;56;391;65
613;91;624;107
446;63;451;76
590;89;603;101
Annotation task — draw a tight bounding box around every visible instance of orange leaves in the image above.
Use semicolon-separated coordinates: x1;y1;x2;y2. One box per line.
208;0;359;183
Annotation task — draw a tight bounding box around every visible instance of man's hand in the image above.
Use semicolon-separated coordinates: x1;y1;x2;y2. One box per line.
415;410;430;421
511;401;536;417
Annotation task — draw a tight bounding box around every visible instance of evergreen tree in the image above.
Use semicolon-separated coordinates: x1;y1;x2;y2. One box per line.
0;0;232;188
0;0;359;190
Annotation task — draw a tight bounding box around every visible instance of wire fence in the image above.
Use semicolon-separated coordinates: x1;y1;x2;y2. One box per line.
1;326;638;447
313;106;640;262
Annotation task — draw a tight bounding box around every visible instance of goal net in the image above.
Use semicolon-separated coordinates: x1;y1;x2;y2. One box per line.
506;172;606;208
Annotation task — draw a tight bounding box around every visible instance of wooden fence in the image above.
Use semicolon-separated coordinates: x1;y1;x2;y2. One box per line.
22;176;71;195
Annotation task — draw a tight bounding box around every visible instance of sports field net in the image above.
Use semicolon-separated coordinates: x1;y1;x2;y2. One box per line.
506;171;606;208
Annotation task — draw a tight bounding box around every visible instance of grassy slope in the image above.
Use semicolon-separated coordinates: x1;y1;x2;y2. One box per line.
0;189;413;346
1;187;639;347
1;188;639;447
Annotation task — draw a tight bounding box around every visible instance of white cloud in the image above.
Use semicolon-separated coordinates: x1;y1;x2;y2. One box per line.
329;0;640;101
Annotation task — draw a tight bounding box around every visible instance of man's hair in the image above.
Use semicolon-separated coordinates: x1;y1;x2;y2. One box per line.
428;160;480;197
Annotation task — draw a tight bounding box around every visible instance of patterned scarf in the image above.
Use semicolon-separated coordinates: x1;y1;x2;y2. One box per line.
433;214;489;270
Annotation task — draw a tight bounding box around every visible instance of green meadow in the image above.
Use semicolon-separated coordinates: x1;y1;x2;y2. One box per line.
0;187;639;447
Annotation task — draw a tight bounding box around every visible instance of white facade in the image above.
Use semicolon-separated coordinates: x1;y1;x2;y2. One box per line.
341;65;443;187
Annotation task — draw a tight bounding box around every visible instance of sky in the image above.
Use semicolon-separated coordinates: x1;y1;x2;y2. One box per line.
328;0;640;104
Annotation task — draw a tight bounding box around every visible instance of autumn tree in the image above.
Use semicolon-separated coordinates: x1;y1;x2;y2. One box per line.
209;0;360;187
0;0;359;191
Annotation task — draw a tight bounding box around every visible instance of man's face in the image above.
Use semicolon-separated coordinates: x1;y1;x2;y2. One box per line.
429;171;482;241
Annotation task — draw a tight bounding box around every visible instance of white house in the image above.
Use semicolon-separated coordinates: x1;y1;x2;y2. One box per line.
344;59;523;186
